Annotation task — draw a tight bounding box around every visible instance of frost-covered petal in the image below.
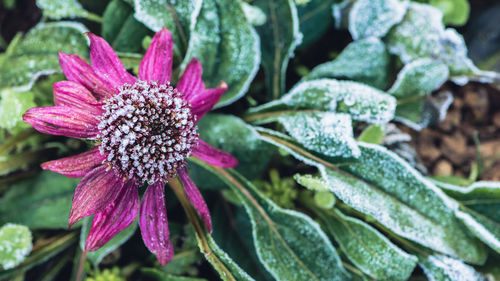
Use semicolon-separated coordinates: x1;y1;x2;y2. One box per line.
85;180;139;251
177;58;204;101
190;82;228;120
139;28;173;84
53;81;103;115
87;33;136;90
192;139;238;168
58;52;115;100
68;166;123;227
177;168;212;232
41;147;105;178
23;106;100;139
139;181;174;266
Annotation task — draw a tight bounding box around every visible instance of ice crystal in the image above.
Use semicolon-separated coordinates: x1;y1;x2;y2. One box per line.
98;80;198;183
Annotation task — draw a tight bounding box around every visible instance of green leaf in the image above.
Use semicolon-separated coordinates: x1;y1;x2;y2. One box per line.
348;0;408;40
305;38;392;89
334;143;486;264
192;160;351;281
296;0;335;47
385;3;478;78
358;124;384;144
0;171;79;229
276;112;360;158
142;268;208;281
433;180;500;254
388;58;449;99
79;217;138;267
133;0;202;53
102;0;151;53
429;0;470;26
253;0;301;98
256;131;487;264
0;22;88;91
0;89;36;132
0;224;32;270
419;254;486;281
36;0;99;21
316;208;418;281
212;203;274;281
189;114;275;189
249;79;396;125
241;2;266;26
181;0;260;108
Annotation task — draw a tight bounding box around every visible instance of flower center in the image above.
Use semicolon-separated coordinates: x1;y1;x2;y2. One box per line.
98;80;198;184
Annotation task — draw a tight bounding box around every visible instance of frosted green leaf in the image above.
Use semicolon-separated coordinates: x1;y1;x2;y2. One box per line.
0;22;88;91
433;180;500;254
188;114;275;189
0;89;36;131
358;124;384;144
296;0;336;47
258;132;487;264
80;218;138;267
305;38;391;89
0;224;32;270
241;2;266;26
277;112;360;158
250;79;396;124
253;0;301;98
385;3;478;78
420;254;486;281
36;0;97;21
389;58;449;98
192;162;351;281
318;208;417;280
348;0;408;40
181;0;260;108
333;143;486;263
0;171;80;229
318;164;486;264
133;0;202;52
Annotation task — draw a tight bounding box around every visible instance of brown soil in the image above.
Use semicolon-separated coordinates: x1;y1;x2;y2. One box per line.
403;82;500;181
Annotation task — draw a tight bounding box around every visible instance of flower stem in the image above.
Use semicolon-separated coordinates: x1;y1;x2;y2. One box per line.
75;250;87;281
169;178;237;281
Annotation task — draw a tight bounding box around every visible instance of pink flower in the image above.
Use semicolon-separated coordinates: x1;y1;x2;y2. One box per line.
23;28;238;266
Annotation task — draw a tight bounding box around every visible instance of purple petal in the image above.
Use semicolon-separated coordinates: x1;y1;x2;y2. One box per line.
41;147;105;178
190;82;228;121
177;168;212;232
177;58;204;100
192;139;238;168
88;33;136;89
139;28;174;84
85;180;139;251
139;181;174;266
58;52;115;100
68;166;123;227
53;81;103;115
23;106;100;139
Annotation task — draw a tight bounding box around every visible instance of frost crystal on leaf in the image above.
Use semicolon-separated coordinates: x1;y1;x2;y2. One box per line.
278;112;360;158
348;0;408;40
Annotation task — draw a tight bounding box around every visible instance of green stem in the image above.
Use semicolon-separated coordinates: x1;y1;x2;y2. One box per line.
169;178;237;281
84;12;103;23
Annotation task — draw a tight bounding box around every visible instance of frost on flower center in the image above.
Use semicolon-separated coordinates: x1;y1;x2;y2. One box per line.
97;80;198;184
